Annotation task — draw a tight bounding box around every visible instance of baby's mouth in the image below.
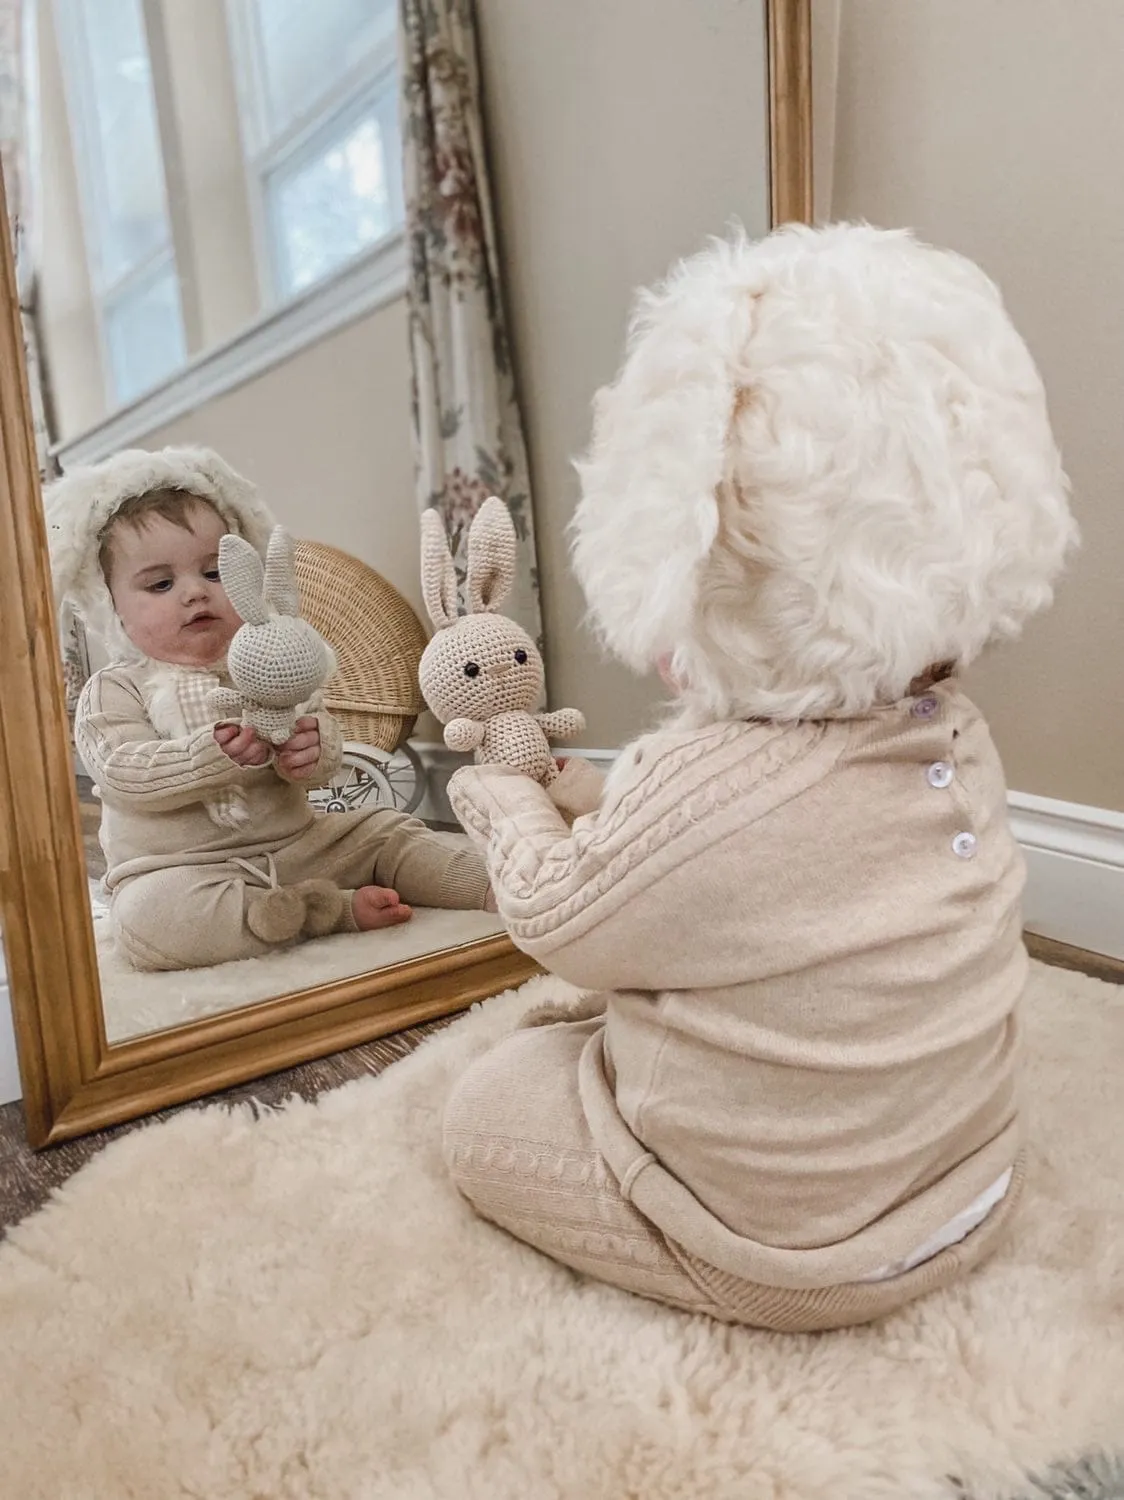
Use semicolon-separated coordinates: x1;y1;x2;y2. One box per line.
184;612;217;630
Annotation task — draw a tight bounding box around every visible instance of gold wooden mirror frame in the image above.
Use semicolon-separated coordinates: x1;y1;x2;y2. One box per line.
0;0;812;1149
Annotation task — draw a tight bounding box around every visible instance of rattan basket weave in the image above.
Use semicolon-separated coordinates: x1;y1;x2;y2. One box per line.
293;539;429;754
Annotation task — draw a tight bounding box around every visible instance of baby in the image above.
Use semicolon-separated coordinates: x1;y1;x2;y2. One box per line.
440;224;1078;1332
46;446;492;972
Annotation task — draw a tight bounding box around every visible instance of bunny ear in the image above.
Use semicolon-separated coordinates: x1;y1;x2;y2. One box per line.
466;496;515;614
218;533;269;627
263;526;300;617
420;508;459;629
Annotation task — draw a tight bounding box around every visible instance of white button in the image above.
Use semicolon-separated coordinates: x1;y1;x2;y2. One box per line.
952;832;977;859
927;761;954;789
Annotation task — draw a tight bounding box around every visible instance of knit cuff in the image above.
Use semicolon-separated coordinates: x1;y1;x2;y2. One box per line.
434;847;493;911
339;891;360;933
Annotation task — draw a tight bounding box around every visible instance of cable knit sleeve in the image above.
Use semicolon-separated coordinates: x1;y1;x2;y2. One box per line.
75;670;271;812
448;721;839;992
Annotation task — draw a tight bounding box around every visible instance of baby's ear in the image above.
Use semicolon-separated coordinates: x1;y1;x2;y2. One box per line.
218;533;269;626
465;496;516;614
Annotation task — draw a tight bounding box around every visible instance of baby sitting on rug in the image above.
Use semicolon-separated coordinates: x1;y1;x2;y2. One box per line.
46;446;492;972
441;224;1078;1332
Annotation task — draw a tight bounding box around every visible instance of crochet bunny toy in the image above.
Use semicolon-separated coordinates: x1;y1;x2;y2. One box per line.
211;525;336;745
419;496;585;787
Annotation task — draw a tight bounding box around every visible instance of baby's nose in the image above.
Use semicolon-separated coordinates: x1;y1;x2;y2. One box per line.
486;661;511;679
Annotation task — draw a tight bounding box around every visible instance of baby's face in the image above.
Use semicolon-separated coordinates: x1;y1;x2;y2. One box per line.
107;504;243;667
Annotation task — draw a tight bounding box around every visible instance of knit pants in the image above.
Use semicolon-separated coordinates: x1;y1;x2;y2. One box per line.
442;1014;1023;1332
111;809;488;971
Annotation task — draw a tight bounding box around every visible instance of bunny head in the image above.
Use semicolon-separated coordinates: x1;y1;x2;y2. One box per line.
221;527;336;708
418;496;544;723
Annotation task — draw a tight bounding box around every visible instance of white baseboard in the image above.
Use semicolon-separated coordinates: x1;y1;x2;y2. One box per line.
1008;792;1124;961
417;745;1124;961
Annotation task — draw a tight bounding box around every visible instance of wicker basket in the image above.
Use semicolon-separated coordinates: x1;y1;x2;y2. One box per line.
293;539;429;754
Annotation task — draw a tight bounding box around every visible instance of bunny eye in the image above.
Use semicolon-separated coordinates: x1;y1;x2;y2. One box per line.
463;662;480;679
514;648;528;665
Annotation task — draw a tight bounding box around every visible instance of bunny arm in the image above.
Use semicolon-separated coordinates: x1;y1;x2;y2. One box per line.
536;708;586;742
210;686;248;724
445;718;486;753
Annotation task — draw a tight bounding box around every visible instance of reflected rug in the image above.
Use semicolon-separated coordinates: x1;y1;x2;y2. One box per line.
86;875;503;1043
1;962;1122;1499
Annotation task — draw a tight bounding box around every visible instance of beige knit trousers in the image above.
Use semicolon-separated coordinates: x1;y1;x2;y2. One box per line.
443;1014;1021;1333
111;809;486;971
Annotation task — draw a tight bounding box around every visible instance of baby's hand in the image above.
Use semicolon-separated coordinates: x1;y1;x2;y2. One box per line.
276;715;321;780
214;722;271;767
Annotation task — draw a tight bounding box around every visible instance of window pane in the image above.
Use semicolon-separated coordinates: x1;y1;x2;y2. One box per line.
68;0;170;285
252;0;396;136
104;261;187;405
267;106;402;297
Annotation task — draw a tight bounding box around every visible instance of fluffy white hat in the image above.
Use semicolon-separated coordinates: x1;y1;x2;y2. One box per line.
572;222;1079;722
45;445;277;658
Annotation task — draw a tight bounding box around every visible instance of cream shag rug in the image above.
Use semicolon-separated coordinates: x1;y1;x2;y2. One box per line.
87;877;504;1042
2;962;1123;1500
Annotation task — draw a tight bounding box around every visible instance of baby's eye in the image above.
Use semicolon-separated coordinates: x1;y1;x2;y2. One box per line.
514;648;528;665
204;569;221;582
463;662;480;679
146;579;173;594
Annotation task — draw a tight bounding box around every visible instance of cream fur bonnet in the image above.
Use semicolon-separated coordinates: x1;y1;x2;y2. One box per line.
44;446;277;659
572;222;1079;724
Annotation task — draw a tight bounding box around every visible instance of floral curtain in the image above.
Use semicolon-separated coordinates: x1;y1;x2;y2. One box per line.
0;1;84;706
399;0;544;655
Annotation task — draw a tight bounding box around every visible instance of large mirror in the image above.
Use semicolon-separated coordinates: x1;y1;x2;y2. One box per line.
0;0;811;1146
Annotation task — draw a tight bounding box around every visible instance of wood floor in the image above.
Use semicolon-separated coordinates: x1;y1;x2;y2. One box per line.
1;933;1119;1240
1024;932;1124;987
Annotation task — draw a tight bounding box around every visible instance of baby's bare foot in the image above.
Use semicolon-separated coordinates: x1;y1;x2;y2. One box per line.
352;885;413;931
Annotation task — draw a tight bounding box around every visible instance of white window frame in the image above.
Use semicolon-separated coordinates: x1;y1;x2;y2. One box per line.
51;0;186;409
224;0;404;309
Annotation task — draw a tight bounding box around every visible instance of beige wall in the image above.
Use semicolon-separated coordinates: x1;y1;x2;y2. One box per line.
822;0;1124;811
476;0;771;748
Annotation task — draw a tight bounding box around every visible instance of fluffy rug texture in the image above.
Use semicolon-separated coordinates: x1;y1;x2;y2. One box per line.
87;877;503;1042
1;962;1122;1500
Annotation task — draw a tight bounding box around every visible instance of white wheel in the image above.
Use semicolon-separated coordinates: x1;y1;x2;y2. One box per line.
308;742;426;817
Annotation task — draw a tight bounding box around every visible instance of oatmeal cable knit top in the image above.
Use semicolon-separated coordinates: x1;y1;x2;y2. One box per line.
448;682;1027;1290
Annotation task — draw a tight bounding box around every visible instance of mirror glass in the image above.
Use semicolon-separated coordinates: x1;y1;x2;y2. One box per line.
37;0;505;1044
44;0;402;431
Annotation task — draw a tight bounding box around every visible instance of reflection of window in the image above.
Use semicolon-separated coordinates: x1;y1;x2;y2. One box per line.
228;0;403;302
54;0;186;405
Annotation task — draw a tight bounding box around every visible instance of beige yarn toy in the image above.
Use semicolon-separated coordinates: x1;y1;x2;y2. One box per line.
419;496;585;786
211;526;336;745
